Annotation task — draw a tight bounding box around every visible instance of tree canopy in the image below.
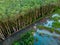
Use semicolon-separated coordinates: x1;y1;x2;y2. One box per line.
0;0;58;22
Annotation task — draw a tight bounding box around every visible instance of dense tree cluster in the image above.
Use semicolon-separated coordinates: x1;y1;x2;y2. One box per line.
0;0;58;21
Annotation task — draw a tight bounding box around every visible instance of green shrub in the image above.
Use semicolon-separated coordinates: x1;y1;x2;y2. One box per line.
52;21;60;28
12;30;34;45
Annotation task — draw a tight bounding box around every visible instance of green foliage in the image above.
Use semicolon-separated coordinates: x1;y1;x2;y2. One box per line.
37;25;54;33
52;17;60;21
13;42;20;45
52;21;60;28
55;30;60;34
54;9;60;14
12;30;34;45
0;0;58;21
49;10;60;28
37;25;60;34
